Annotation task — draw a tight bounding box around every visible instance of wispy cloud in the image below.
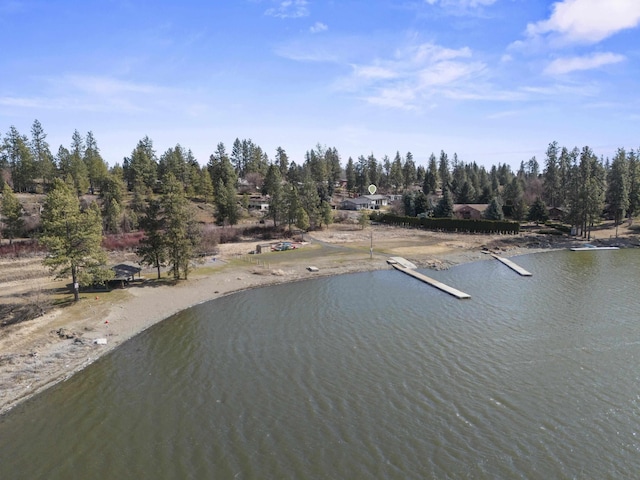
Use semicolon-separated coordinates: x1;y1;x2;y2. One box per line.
61;75;167;96
265;0;309;19
426;0;498;6
0;74;177;115
343;41;488;109
526;0;640;45
423;0;498;15
544;52;625;75
309;21;327;34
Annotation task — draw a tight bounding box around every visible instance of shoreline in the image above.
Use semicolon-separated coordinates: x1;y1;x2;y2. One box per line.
0;227;634;416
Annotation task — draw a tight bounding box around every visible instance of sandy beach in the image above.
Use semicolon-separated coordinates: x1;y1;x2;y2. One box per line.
0;224;634;415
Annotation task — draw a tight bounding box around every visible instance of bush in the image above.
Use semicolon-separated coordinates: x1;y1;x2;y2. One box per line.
102;232;145;251
376;214;520;234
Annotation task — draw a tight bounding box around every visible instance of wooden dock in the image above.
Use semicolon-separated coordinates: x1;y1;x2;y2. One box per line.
391;264;471;299
491;254;532;276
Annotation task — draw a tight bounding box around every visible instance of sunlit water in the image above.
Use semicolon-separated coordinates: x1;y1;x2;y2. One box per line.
2;249;640;479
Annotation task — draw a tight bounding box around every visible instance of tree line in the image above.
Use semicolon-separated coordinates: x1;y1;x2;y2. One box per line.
1;120;638;300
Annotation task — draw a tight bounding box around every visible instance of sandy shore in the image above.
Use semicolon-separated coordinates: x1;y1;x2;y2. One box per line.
0;224;634;415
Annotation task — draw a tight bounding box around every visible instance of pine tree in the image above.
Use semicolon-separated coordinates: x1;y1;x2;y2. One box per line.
390;152;404;193
434;187;454;218
137;196;166;280
2;126;36;193
161;174;197;280
126;136;158;191
100;172;125;233
345;157;356;193
606;148;630;236
319;200;333;229
68;130;90;196
40;179;107;301
263;164;284;227
30;120;56;190
527;197;549;225
84;131;108;194
1;183;24;244
484;197;504;220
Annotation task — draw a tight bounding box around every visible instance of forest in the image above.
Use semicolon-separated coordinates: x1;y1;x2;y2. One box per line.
1;120;638;297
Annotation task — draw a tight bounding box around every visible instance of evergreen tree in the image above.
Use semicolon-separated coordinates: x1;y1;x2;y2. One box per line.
200;167;214;204
285;184;301;229
30;120;56;190
543;141;561;208
300;175;321;228
527;197;549;225
40;179;107;301
606;148;630;235
319;200;333;229
161;174;198;280
137;196;166;280
2;126;36;193
126;136;157;191
403;152;416;189
68;130;90;196
263;164;284;227
211;153;238;225
345;157;356;193
390;152;404;193
358;209;370;230
295;205;310;233
484;197;504;220
100;172;125;233
1;183;24;244
628;150;640;217
434;187;454;218
423;153;438;194
403;191;416;217
438;150;451;191
84;131;108;194
414;191;429;216
275;146;289;178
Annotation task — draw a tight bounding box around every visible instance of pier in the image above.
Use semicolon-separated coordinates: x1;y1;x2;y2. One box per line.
491;254;532;276
389;260;471;299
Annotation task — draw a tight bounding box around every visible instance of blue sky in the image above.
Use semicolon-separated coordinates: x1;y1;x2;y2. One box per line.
1;0;639;170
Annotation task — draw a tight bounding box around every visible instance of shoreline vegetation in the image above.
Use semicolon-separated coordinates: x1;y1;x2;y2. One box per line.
1;223;638;416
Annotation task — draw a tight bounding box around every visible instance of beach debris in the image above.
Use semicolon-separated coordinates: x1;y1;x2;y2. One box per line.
54;328;78;340
307;266;319;272
94;338;107;345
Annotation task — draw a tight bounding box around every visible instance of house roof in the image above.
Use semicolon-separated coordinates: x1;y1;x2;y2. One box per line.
342;197;372;205
112;263;142;280
453;204;490;212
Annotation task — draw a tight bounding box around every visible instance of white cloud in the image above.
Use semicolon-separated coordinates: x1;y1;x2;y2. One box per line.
344;42;486;109
309;21;327;34
265;0;309;19
544;52;625;75
527;0;640;45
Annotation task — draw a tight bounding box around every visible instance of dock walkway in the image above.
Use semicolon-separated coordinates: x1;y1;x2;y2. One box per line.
491;254;532;276
390;263;471;299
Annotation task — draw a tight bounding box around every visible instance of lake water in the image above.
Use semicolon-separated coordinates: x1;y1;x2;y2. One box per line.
2;249;640;479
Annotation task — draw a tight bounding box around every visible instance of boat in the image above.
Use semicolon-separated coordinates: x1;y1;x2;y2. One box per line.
570;244;620;251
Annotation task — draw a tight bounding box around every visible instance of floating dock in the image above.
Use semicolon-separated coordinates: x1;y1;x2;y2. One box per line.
491;254;532;276
390;263;471;299
570;245;619;251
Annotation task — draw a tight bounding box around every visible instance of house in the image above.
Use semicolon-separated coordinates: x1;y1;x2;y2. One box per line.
547;206;565;221
340;194;389;210
453;204;489;220
247;195;270;211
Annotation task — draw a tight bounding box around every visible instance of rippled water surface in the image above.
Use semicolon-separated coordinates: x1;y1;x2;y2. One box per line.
2;249;640;479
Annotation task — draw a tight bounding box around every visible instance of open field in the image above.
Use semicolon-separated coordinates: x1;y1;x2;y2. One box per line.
1;222;638;415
